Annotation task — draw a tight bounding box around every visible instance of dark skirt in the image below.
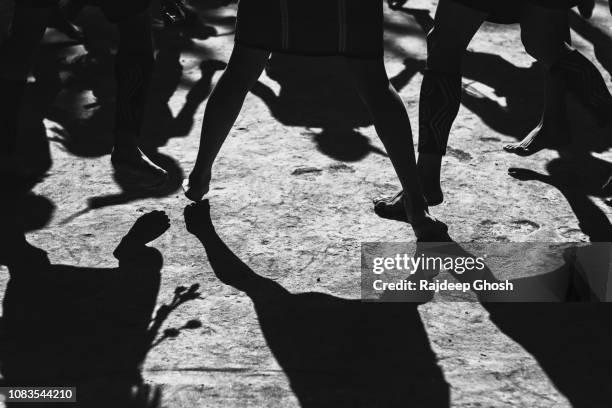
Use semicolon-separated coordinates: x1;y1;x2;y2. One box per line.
17;0;151;22
454;0;580;23
235;0;384;59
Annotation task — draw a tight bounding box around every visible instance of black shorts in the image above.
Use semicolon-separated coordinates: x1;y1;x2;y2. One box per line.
454;0;580;23
17;0;151;22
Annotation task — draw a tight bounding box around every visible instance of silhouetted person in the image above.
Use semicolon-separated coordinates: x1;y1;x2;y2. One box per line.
248;54;420;162
0;0;168;191
182;0;447;240
375;0;612;220
0;210;170;407
184;200;449;407
509;160;612;241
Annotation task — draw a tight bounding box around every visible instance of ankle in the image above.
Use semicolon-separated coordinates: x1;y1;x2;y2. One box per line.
418;154;443;182
190;164;212;178
409;210;430;227
402;193;428;220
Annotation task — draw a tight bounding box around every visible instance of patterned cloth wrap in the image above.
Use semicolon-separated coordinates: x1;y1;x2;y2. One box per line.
236;0;384;58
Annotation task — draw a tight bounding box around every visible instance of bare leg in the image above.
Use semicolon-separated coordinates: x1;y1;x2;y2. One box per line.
110;9;169;188
504;68;570;156
0;4;49;186
344;56;447;239
0;4;49;81
184;45;271;201
374;0;485;219
504;4;572;156
417;0;485;204
507;4;612;156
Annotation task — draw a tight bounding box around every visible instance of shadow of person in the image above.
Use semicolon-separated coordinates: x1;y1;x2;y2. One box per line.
22;5;231;216
419;241;612;407
59;151;183;226
144;53;226;147
7;192;55;234
183;201;449;408
250;54;425;163
50;4;240;216
0;210;198;407
462;51;612;154
508;153;612;241
393;7;543;138
142;2;229;147
393;7;612;153
55;2;228;155
460;53;543;138
10;20;181;225
569;8;612;78
36;11;221;219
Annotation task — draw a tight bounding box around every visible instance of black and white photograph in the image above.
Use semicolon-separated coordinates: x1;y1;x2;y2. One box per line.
1;0;612;406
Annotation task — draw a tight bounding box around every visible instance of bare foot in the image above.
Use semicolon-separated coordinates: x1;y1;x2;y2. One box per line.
405;194;450;242
503;117;570;157
373;186;442;222
373;190;406;222
111;146;168;189
183;168;211;202
373;192;450;241
373;154;443;217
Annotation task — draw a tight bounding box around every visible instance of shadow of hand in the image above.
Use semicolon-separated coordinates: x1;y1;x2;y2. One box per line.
125;210;171;245
184;200;214;236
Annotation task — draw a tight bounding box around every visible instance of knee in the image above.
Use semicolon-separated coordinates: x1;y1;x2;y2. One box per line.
426;28;463;74
521;29;569;67
221;61;265;90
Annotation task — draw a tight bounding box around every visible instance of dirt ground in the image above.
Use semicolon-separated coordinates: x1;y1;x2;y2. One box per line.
2;0;612;407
